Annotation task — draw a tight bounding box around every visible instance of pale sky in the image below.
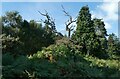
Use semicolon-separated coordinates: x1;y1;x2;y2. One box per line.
1;0;119;37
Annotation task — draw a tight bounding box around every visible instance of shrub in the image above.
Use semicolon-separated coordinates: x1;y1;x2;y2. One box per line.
2;53;14;66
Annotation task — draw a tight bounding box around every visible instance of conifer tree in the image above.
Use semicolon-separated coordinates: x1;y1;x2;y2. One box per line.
93;18;108;52
73;6;101;56
108;33;120;56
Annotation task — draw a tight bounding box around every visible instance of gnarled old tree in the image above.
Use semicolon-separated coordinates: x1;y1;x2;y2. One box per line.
38;10;63;40
38;10;56;33
61;5;76;38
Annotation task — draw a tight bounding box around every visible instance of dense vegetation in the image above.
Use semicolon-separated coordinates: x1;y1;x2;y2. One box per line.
1;6;120;79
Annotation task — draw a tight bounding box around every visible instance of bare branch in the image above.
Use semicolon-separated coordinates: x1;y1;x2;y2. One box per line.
38;10;56;32
38;11;46;16
70;25;75;31
61;5;71;17
61;5;76;38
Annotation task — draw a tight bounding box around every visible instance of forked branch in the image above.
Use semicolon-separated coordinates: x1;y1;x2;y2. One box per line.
61;5;76;38
38;10;56;32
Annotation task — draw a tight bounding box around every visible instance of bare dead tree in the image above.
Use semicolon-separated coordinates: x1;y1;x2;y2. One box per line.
38;10;56;33
38;10;64;38
61;5;76;38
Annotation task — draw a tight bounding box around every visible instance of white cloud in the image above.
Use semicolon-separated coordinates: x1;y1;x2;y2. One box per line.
99;2;118;21
104;22;112;29
93;2;118;21
91;1;118;31
103;0;119;2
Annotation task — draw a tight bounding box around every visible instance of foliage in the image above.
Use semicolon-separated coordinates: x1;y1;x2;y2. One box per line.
1;34;23;55
107;33;120;56
84;55;120;70
93;18;108;54
2;11;22;28
2;12;56;55
2;43;120;78
2;53;14;66
19;20;46;54
72;6;108;58
1;5;120;79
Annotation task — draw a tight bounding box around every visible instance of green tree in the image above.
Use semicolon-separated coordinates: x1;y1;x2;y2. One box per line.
2;11;23;55
19;20;45;54
2;11;22;28
43;24;55;46
93;18;107;37
72;6;104;57
2;11;23;37
2;11;56;55
108;33;120;56
93;18;108;54
1;34;23;55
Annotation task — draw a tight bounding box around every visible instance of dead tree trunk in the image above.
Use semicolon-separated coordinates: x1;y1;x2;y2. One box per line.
61;5;76;38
